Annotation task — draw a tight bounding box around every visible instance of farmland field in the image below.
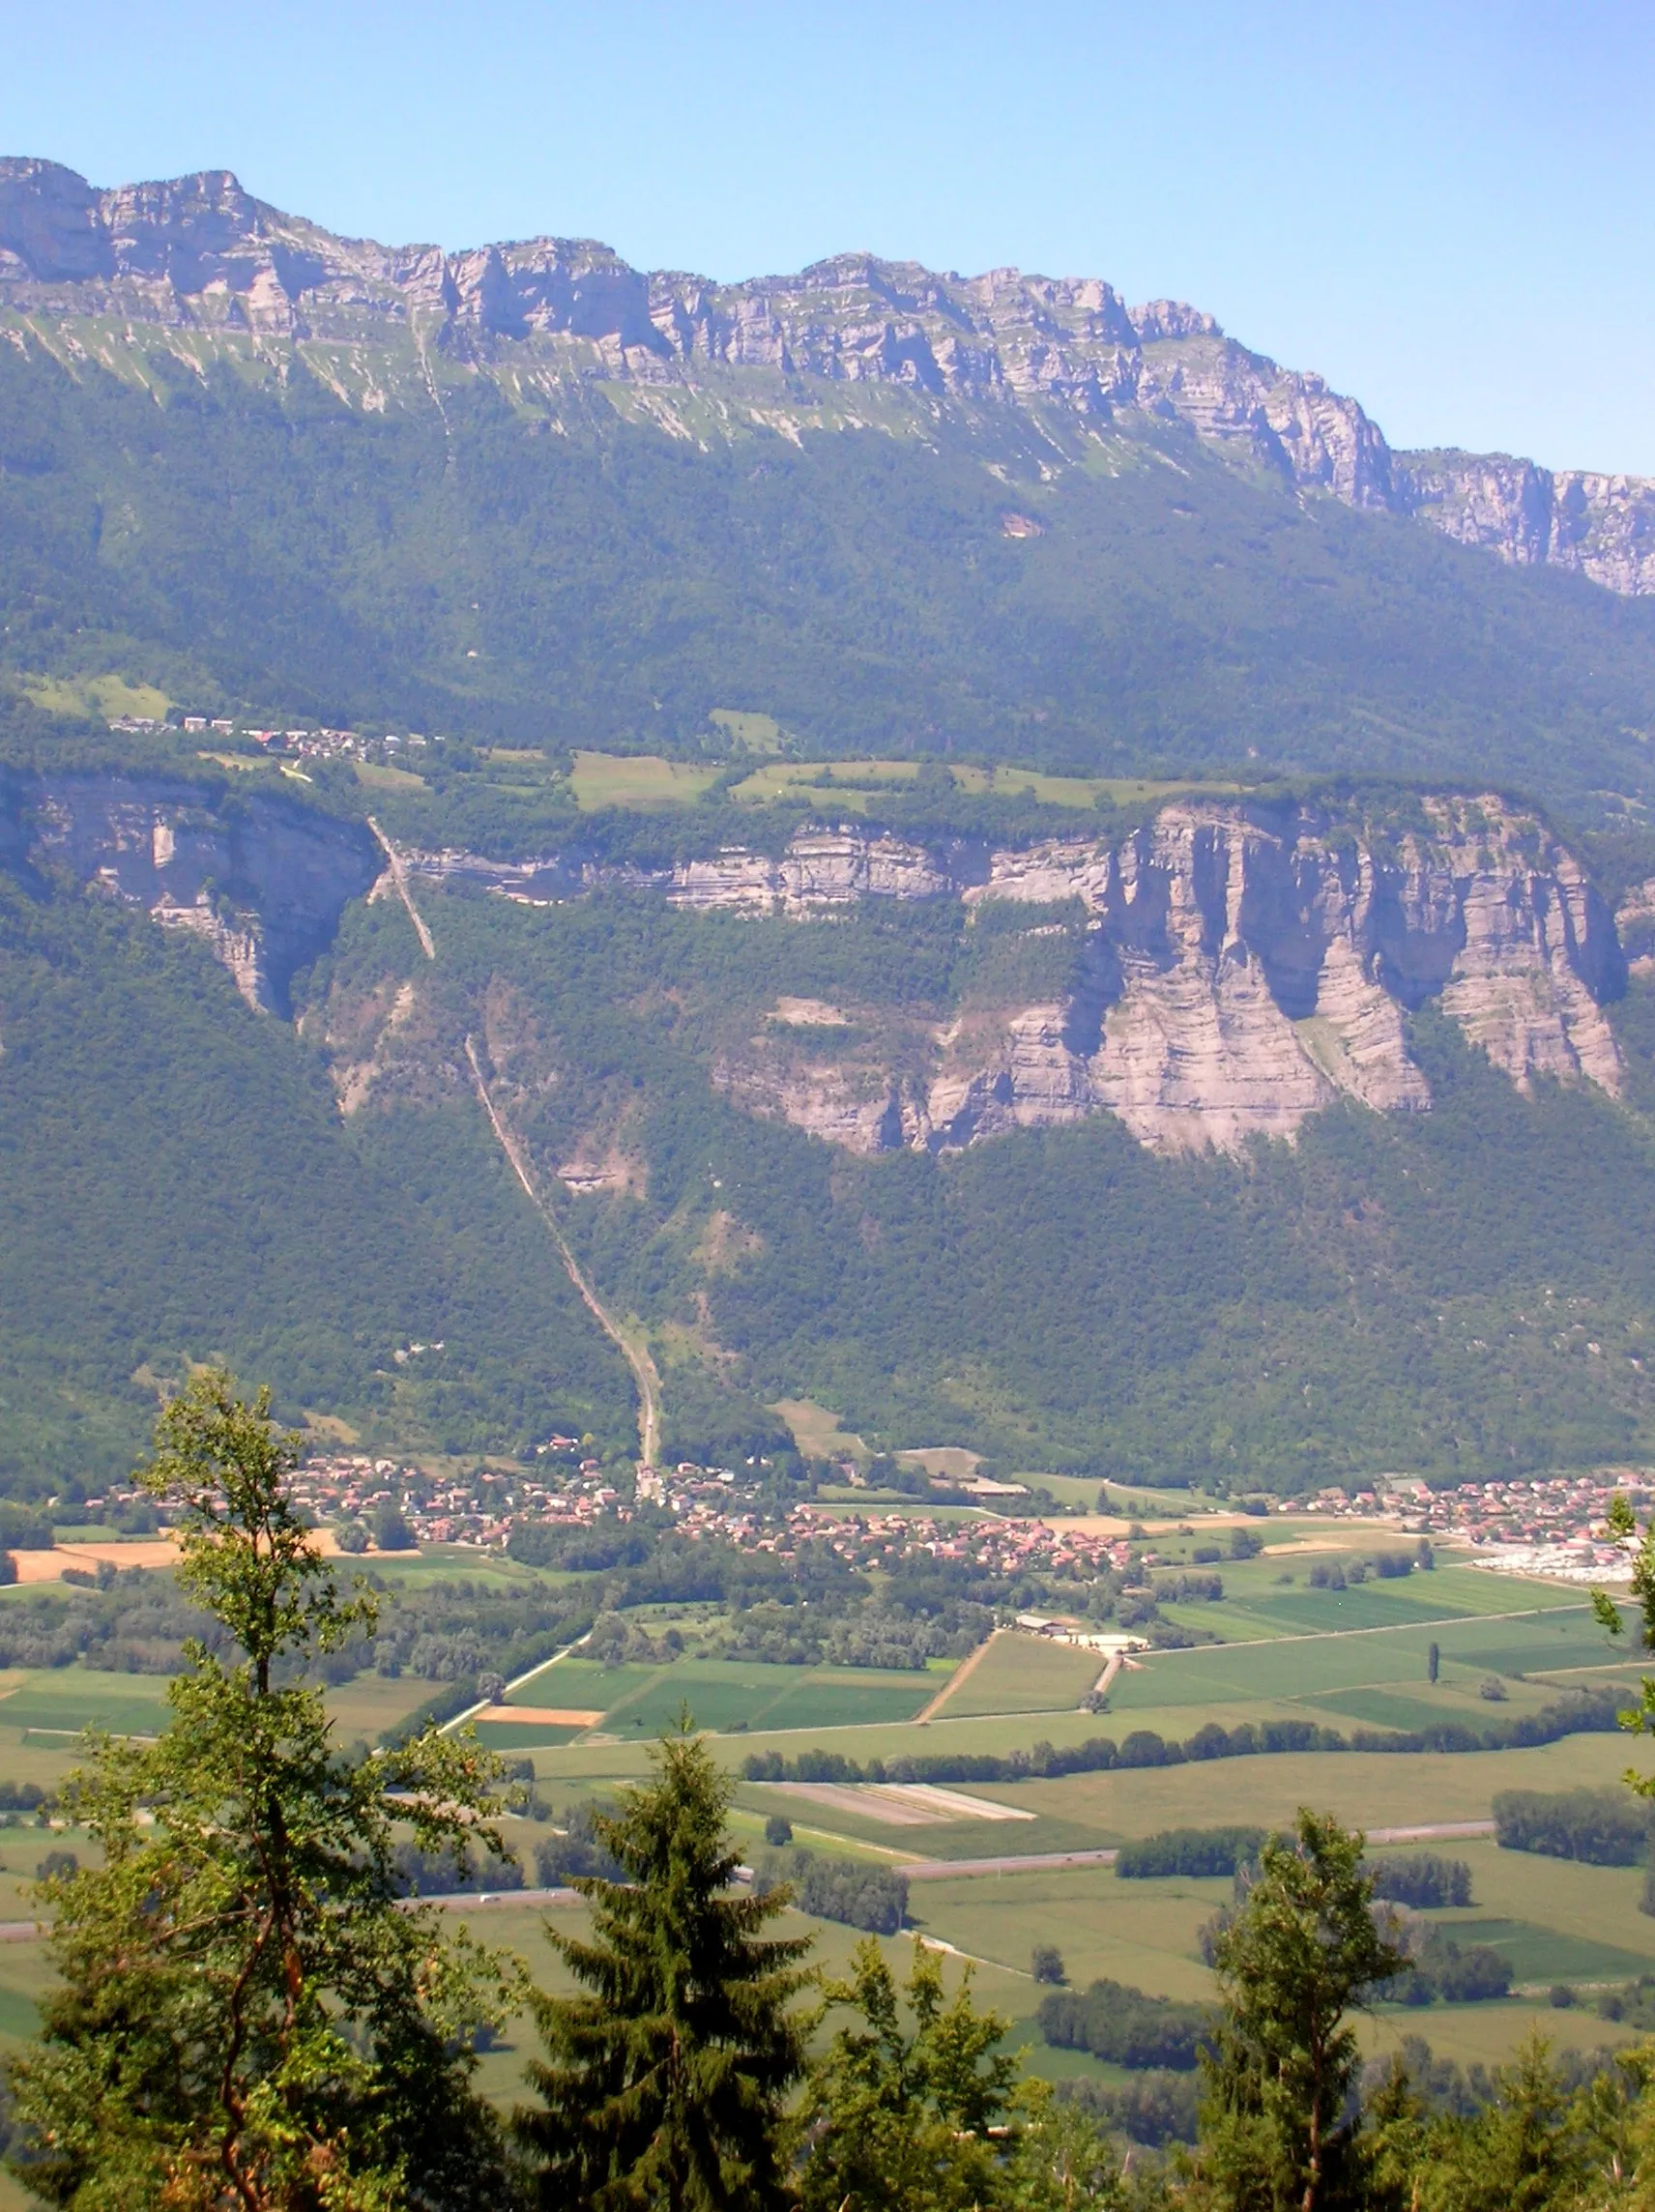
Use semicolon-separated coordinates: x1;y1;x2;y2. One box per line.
568;751;720;809
517;1653;939;1738
1112;1598;1632;1712
934;1633;1103;1717
0;1669;173;1745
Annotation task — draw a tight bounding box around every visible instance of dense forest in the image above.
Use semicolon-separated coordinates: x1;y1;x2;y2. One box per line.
0;874;635;1488
10;811;1655;1485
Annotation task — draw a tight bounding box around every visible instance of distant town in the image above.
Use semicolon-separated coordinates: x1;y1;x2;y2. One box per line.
111;713;438;768
76;1451;1641;1588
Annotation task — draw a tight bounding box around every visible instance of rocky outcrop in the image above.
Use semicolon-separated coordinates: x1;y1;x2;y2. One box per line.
4;158;1650;592
14;772;378;1010
1395;451;1655;594
1616;878;1655;972
944;799;1621;1151
472;798;1619;1158
400;829;953;913
0;159;446;335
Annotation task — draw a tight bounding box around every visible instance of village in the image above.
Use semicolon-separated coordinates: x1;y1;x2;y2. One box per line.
72;1449;1643;1593
109;713;438;768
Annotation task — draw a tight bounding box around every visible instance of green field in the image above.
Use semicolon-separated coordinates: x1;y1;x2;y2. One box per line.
0;1670;174;1744
556;751;1232;819
937;1633;1103;1718
568;751;720;809
1113;1599;1631;1714
521;1654;939;1737
722;759;1225;814
510;1657;660;1710
475;1721;587;1749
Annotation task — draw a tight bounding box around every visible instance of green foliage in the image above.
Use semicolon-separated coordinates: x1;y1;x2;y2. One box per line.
1116;1829;1267;1880
1037;1980;1216;2071
1193;1811;1407;2212
794;1937;1021;2212
9;340;1655;824
1416;2038;1596;2212
1592;1489;1655;1797
1365;1855;1472;1909
753;1848;909;1936
1492;1788;1649;1865
512;1724;814;2212
0;875;634;1483
6;1370;518;2210
362;888;1655;1486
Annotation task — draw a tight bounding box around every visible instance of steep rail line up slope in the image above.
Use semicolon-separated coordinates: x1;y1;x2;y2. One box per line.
462;1035;662;1470
370;818;661;1469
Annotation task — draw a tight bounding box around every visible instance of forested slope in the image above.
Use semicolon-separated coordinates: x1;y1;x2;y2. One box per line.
4;339;1655;815
0;874;634;1490
307;882;1655;1488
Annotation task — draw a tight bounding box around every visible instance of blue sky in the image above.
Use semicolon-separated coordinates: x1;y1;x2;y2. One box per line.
7;0;1651;471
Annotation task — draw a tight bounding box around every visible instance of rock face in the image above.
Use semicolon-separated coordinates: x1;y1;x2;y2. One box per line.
2;157;1650;593
401;830;954;915
946;800;1621;1152
12;772;379;1011
1394;451;1655;596
2;771;1627;1153
402;796;1627;1157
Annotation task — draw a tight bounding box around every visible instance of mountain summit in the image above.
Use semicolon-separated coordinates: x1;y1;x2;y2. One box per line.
2;155;1651;595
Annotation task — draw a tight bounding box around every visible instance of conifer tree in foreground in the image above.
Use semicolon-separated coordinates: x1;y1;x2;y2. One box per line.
8;1370;520;2212
513;1721;815;2212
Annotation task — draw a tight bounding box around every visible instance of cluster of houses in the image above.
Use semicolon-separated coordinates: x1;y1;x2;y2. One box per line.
105;713;441;765
286;1450;616;1550
90;1442;1640;1591
1294;1470;1641;1582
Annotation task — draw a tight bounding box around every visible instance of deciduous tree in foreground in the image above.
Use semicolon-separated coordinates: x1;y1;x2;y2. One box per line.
8;1370;519;2212
1191;1811;1407;2212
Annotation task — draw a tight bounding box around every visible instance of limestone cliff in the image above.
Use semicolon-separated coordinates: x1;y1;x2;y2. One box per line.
2;157;1649;593
10;772;378;1011
1394;451;1655;596
400;795;1626;1157
7;771;1627;1153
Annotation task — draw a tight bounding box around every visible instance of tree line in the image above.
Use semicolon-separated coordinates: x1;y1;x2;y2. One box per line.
12;1372;1655;2212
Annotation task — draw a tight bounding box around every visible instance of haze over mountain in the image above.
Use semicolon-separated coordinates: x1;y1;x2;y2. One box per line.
4;158;1655;818
5;159;1655;1499
3;157;1651;594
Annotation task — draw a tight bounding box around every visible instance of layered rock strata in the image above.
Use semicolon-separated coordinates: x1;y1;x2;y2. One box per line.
3;770;1628;1155
406;797;1623;1157
2;158;1649;592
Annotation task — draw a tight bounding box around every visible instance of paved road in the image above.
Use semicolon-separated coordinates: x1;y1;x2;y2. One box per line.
441;1629;593;1736
905;1848;1119;1880
5;1820;1505;1938
1366;1819;1495;1844
399;1885;584;1912
900;1819;1496;1882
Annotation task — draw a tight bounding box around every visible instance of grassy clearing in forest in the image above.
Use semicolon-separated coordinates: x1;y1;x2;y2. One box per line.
568;752;721;809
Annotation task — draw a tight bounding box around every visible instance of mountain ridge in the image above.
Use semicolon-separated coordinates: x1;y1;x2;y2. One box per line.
3;155;1651;596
